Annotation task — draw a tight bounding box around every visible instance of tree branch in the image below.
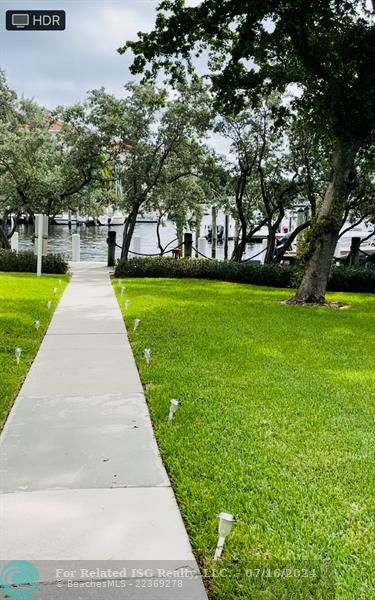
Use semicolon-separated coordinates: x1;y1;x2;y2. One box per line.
338;216;368;239
273;220;311;263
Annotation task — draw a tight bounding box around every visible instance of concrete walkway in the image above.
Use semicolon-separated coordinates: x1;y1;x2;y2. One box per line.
0;263;207;599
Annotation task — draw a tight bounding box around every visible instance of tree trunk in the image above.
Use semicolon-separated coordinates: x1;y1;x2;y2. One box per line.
231;226;247;261
121;205;140;260
0;226;11;249
231;175;249;262
176;223;184;247
273;221;311;264
264;226;276;264
0;211;11;250
156;215;164;255
294;139;361;303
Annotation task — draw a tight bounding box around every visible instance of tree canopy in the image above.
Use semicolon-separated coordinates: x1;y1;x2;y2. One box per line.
84;82;215;258
122;1;374;137
120;0;375;302
0;69;112;247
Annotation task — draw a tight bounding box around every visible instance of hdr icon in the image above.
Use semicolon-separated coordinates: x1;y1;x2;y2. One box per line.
6;10;66;31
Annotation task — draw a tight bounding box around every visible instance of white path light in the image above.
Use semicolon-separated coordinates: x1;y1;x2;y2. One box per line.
121;287;126;295
134;318;140;331
118;279;122;288
168;399;181;422
125;300;130;311
144;348;152;365
47;301;52;310
58;279;62;286
15;347;22;365
34;320;40;331
53;287;58;295
214;512;236;560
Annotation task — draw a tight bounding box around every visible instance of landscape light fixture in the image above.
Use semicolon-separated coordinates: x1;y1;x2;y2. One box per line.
134;318;140;331
144;348;152;365
214;512;236;560
34;320;40;331
168;398;181;422
121;287;126;295
118;279;122;288
15;347;22;365
58;279;62;286
47;301;52;310
125;300;130;311
53;287;58;295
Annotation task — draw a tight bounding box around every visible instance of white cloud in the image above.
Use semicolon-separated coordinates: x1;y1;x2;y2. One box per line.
0;0;158;107
78;4;155;57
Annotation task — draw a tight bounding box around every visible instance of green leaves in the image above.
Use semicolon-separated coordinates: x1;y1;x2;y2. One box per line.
121;0;375;142
0;73;108;221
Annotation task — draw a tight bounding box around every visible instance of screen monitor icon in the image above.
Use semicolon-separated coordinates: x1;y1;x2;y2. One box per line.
11;13;29;28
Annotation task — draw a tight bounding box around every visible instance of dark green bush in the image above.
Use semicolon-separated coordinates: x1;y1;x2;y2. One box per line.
0;250;68;274
115;256;295;288
328;266;375;293
115;256;375;294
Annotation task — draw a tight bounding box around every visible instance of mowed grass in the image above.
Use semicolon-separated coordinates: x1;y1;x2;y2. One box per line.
114;278;375;600
0;272;69;430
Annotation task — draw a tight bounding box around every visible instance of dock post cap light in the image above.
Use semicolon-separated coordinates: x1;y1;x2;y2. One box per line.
214;512;237;560
15;347;22;364
168;398;181;422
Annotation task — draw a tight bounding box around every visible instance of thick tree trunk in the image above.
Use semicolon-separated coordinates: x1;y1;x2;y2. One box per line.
231;226;247;262
294;139;361;303
121;205;140;260
264;226;276;264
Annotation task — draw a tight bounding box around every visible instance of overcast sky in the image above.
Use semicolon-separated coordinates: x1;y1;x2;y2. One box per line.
0;0;162;108
0;0;230;155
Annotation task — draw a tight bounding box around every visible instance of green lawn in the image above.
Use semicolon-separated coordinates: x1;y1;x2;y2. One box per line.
0;272;69;429
115;278;375;600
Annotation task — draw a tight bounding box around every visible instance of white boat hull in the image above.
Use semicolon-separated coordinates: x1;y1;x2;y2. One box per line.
54;215;87;225
97;216;125;226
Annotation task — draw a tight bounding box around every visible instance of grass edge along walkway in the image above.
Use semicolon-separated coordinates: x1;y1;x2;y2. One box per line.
0;272;69;431
114;277;375;600
0;264;208;600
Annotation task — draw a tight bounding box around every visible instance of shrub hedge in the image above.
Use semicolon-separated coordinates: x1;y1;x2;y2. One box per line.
0;250;68;274
115;257;295;288
114;256;375;294
328;266;375;293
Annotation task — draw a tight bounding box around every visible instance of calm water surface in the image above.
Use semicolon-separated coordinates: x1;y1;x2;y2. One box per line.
17;218;262;262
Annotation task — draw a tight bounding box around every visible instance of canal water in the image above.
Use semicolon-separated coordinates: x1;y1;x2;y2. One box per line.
17;217;263;262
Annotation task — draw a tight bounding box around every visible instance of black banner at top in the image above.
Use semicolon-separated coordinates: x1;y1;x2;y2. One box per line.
6;10;66;31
